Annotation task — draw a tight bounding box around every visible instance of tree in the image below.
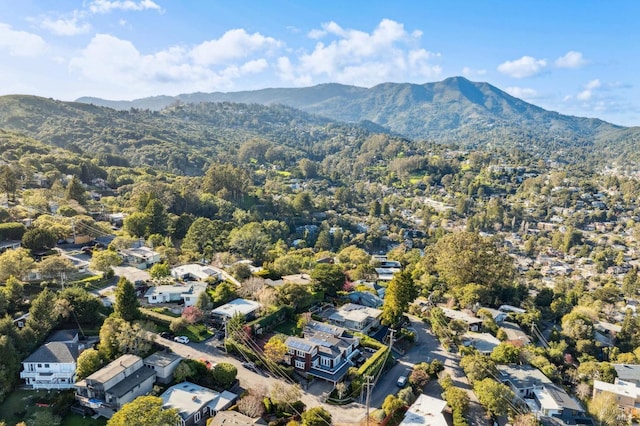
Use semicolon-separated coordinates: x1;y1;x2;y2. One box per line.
0;248;34;281
0;165;18;201
473;378;514;417
443;386;469;414
301;407;332;426
228;222;271;263
144;197;168;236
57;287;103;325
562;310;595;341
238;394;265;418
123;212;151;238
270;383;302;412
173;361;194;383
98;316;127;360
310;263;345;296
37;256;76;282
182;218;229;256
3;275;24;307
0;335;21;402
212;281;237;305
460;353;496;384
588;391;624;426
66;176;87;204
114;277;140;322
26;288;59;341
382;394;405;416
181;306;203;324
264;334;288;364
148;262;170;279
212;362;237;388
381;271;417;326
89;250;122;273
22;227;58;251
194;290;213;312
107;396;179;426
277;283;313;310
409;368;430;389
490;342;521;364
76;348;102;380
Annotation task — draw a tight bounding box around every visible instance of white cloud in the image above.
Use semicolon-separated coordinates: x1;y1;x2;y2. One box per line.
0;23;47;57
69;33;275;97
40;15;91;36
576;79;601;100
497;56;547;78
280;19;441;87
191;29;280;66
555;51;586;68
89;0;161;14
505;86;538;99
462;66;487;78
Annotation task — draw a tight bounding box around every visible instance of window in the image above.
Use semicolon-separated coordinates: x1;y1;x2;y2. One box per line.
37;364;42;368
296;350;306;357
288;348;294;355
152;296;157;300
195;412;201;422
203;407;208;416
295;360;305;369
321;357;331;367
44;364;49;368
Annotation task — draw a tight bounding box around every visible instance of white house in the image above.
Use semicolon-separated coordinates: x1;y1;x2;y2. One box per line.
328;303;382;334
20;342;78;389
211;298;262;321
119;246;160;269
171;264;220;282
144;283;207;307
160;381;237;426
399;394;448;426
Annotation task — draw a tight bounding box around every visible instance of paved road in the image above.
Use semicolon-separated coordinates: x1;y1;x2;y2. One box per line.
151;333;367;425
370;316;490;425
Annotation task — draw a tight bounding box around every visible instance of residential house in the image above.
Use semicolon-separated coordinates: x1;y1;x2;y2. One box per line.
613;364;640;386
284;321;359;384
160;381;237;426
20;329;81;390
209;411;267;426
264;273;312;288
593;379;640;419
171;264;220;282
144;283;207;307
532;384;588;423
440;307;483;332
399;394;448;426
211;298;262;322
74;354;156;413
328;303;382;334
119;246;160;269
144;351;182;384
462;332;500;355
497;364;552;398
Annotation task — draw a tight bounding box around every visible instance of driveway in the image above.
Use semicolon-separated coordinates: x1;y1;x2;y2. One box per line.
112;266;150;283
151;333;367;425
370;315;490;424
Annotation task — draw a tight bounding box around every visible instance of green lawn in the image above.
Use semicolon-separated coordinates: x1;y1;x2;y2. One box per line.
274;321;300;336
0;389;107;426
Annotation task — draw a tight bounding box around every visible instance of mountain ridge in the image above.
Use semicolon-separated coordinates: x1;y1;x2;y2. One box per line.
75;76;626;145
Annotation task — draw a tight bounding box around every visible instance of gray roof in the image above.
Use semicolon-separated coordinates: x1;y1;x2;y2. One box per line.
23;342;78;364
106;366;156;399
144;351;182;368
86;354;141;384
497;364;552;389
613;364;640;382
46;329;79;343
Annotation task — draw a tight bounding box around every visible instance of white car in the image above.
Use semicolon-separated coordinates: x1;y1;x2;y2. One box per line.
174;336;190;344
397;375;407;387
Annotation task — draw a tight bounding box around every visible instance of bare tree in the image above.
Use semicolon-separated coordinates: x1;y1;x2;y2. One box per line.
238;394;265;418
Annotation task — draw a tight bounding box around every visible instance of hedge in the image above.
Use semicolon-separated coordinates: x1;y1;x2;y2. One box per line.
247;305;294;333
0;222;26;240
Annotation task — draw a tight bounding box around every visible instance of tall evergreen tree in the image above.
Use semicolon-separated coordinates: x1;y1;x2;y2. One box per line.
114;277;140;322
66;175;87;205
381;271;418;326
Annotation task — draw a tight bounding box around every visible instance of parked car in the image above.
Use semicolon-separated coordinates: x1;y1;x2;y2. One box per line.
397;375;407;387
242;361;257;372
159;331;173;339
200;358;216;369
174;336;190;344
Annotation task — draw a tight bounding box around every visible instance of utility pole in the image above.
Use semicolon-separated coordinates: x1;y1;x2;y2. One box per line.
364;374;373;426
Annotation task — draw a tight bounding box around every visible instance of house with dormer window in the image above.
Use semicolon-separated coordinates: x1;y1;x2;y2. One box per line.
284;321;359;384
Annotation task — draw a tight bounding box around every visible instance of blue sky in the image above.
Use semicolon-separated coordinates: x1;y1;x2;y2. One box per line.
1;1;638;126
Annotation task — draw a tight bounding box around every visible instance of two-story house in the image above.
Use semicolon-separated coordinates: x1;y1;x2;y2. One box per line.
284;321;359;384
74;354;156;414
144;351;182;384
20;329;80;390
593;379;640;419
328;303;382;334
160;381;237;426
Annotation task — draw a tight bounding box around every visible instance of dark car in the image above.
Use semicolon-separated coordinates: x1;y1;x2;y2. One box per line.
159;331;174;339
